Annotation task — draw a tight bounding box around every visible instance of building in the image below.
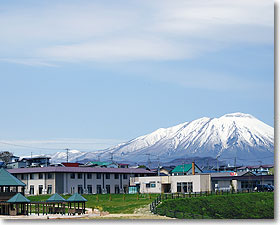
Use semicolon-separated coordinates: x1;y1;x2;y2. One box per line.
8;167;155;196
0;168;26;202
21;156;51;167
171;162;203;176
237;164;274;175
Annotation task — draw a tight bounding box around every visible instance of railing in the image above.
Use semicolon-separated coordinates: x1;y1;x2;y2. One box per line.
150;189;255;218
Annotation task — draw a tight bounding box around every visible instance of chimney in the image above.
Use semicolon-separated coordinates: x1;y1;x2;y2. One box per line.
192;161;195;175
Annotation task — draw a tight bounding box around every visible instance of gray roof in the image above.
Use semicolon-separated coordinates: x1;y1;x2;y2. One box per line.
209;171;254;177
7;167;155;174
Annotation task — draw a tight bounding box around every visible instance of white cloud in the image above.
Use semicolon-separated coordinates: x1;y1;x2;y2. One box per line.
0;0;273;65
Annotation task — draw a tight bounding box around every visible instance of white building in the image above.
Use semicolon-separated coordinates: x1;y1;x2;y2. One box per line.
8;167;155;195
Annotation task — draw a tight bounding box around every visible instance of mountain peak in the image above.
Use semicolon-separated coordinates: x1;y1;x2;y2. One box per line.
221;112;255;119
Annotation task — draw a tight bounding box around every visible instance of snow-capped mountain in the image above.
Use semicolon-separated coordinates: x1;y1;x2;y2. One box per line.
50;112;274;165
101;112;274;165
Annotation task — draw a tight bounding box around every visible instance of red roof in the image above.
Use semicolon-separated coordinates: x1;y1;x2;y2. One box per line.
61;163;80;167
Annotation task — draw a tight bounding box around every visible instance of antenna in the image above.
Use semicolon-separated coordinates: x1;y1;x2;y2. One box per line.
65;148;70;163
157;156;160;176
234;157;237;172
31;152;33;158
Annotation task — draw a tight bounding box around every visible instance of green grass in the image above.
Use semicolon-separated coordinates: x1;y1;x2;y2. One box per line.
28;193;159;214
156;192;274;219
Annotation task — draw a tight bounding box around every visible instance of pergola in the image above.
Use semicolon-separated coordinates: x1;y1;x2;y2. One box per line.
6;193;30;216
45;193;66;215
67;193;87;215
0;168;26;202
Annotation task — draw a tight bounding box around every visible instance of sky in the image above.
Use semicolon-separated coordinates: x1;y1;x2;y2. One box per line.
0;0;274;156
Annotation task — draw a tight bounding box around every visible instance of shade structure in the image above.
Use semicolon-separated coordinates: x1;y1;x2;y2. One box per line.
46;193;66;202
0;168;26;187
7;193;30;203
67;193;87;202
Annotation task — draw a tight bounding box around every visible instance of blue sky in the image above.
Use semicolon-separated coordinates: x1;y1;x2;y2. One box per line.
0;0;274;156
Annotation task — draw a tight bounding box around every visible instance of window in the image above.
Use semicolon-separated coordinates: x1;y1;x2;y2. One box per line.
87;173;92;179
106;173;110;179
97;185;102;194
78;185;83;194
39;173;43;179
87;185;93;194
30;174;34;180
146;183;150;188
97;173;101;179
47;185;52;194
39;185;43;194
21;174;25;180
187;182;193;192
47;173;53;179
115;185;120;194
78;173;83;179
114;173;119;179
106;185;110;194
150;182;156;188
70;173;75;179
123;174;128;179
177;182;182;192
182;182;188;192
29;185;34;195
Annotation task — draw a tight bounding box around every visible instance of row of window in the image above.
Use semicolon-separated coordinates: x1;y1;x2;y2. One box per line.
70;173;128;180
73;184;128;194
29;185;52;195
177;182;193;193
19;173;53;180
146;182;156;188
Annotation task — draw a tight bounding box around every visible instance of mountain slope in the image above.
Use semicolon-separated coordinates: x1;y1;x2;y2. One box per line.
102;112;274;165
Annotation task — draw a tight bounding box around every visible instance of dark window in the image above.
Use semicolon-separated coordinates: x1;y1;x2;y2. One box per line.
30;174;34;180
150;182;156;188
114;173;119;179
47;185;52;194
177;182;182;192
146;183;150;188
29;185;34;195
78;185;83;194
123;174;128;179
47;173;53;179
115;185;120;194
106;173;110;179
87;173;92;179
183;182;188;192
21;174;25;180
97;173;101;179
97;185;102;194
187;182;193;192
39;173;43;179
39;185;43;194
106;185;110;194
87;185;92;194
70;173;75;179
78;173;83;179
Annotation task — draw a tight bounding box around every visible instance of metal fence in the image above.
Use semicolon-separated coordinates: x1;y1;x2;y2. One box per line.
150;189;254;219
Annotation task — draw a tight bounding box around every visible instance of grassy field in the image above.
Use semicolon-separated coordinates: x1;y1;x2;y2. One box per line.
28;193;159;214
156;192;274;219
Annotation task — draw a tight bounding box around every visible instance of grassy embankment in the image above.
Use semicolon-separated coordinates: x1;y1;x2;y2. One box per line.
28;193;159;214
156;192;274;219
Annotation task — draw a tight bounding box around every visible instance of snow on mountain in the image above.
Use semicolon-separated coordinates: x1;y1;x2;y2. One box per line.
49;112;274;165
102;112;274;165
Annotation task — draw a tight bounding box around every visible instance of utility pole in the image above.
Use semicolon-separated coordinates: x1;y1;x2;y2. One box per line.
146;154;151;169
157;156;160;176
65;148;70;163
110;152;114;163
31;152;33;158
216;155;220;172
234;157;237;172
98;154;101;162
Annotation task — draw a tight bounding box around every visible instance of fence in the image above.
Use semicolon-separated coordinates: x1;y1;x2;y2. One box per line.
150;189;254;218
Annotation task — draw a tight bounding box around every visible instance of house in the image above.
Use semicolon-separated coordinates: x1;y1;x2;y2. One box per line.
171;162;203;176
20;156;51;168
8;167;155;195
237;164;274;175
159;166;176;175
82;161;118;168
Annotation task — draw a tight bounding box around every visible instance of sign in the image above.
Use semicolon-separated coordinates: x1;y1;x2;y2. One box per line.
230;172;237;176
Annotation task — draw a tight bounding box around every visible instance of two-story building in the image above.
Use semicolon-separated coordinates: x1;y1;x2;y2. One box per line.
8;167;155;196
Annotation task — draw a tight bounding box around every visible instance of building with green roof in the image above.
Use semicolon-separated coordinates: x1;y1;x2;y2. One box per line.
67;193;87;215
7;193;30;203
0;168;26;202
171;163;202;176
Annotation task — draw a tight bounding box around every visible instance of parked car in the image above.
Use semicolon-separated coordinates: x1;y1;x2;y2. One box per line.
254;184;274;192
